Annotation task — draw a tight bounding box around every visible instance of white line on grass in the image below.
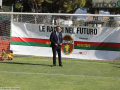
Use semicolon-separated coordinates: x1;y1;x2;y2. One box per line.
0;71;120;79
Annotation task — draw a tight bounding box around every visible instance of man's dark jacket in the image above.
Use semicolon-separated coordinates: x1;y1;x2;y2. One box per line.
50;31;63;47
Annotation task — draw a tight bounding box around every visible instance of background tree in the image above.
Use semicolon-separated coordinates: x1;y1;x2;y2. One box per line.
104;17;118;27
102;8;120;27
82;0;120;27
2;0;21;12
42;0;86;13
20;0;45;23
2;0;86;13
81;0;101;14
21;0;44;13
78;20;85;26
41;0;86;25
81;0;101;27
2;0;44;12
72;16;77;26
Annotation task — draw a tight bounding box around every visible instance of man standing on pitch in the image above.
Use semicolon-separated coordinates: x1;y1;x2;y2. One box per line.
50;26;63;67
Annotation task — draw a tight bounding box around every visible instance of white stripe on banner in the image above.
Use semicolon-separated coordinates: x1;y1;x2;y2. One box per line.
10;45;120;60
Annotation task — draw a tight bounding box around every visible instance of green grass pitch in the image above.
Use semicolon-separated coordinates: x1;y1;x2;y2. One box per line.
0;57;120;90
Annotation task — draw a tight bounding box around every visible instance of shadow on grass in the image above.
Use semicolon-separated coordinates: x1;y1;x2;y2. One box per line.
109;62;120;68
112;66;120;68
109;63;120;65
0;62;51;67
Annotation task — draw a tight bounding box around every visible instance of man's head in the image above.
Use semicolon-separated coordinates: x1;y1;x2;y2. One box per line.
56;26;61;32
10;50;13;53
8;50;11;54
2;49;5;53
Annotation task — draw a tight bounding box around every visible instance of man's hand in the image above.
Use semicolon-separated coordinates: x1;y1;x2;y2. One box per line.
59;43;62;45
55;43;58;46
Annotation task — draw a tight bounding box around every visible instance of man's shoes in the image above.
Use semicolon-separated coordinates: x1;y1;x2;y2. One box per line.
59;65;63;67
51;65;56;67
51;65;63;67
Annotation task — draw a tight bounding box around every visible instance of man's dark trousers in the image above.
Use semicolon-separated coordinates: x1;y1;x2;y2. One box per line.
52;45;62;66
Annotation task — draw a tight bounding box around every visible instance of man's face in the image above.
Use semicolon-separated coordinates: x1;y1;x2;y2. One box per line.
8;51;11;54
57;27;61;32
2;50;5;53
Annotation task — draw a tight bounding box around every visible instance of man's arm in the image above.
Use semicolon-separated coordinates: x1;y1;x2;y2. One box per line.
50;32;58;46
59;33;63;45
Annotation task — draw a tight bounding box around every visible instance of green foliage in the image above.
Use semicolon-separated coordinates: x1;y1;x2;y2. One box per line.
21;0;44;12
81;0;101;14
2;0;14;6
15;2;21;10
78;20;85;26
2;0;22;11
2;0;120;14
0;6;12;12
104;17;119;27
75;21;80;27
2;0;44;12
44;0;86;13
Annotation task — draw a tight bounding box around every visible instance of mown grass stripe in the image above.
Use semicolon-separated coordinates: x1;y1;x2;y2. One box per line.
0;71;120;79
